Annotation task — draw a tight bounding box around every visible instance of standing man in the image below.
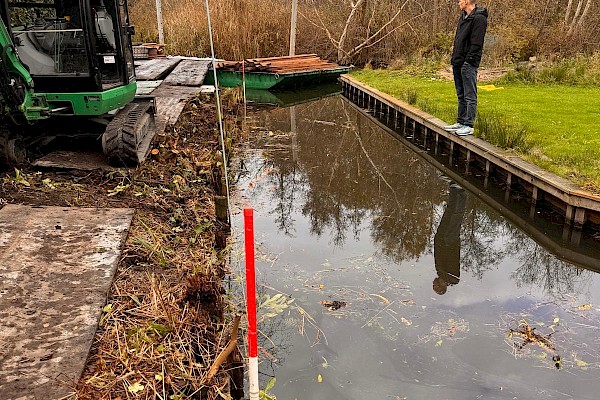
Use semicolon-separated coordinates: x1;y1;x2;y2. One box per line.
444;1;488;136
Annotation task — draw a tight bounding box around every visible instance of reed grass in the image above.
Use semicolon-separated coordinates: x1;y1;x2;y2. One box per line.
130;0;294;59
129;0;600;65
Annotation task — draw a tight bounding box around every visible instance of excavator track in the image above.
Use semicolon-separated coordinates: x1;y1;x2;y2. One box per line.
102;98;156;167
0;127;26;165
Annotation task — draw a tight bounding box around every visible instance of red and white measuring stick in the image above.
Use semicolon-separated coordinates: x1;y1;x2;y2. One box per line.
244;208;259;400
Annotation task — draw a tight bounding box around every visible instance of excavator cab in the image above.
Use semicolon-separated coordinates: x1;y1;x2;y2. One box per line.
0;0;155;166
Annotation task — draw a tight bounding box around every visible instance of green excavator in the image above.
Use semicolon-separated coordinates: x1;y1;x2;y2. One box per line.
0;0;155;166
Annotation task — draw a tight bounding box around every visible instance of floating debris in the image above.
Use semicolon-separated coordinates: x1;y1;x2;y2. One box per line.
321;300;347;311
507;319;562;369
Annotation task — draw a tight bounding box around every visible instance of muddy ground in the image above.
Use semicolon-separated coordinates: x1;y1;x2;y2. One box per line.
0;94;242;399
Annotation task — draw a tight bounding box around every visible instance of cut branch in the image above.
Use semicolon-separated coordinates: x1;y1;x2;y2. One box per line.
204;314;241;384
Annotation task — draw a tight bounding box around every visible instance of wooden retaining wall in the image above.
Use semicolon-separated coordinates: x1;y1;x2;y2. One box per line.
340;75;600;228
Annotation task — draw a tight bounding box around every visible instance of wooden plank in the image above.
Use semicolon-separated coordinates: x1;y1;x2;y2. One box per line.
135;80;163;95
248;54;317;62
135;57;182;80
163;59;211;86
152;85;200;132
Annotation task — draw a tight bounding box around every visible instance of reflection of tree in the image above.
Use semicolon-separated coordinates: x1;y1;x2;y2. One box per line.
244;95;599;297
506;228;594;296
459;201;508;279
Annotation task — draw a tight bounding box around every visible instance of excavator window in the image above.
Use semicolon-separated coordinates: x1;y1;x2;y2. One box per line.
7;0;90;76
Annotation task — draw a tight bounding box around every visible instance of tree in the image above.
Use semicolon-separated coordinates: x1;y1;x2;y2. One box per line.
564;0;593;35
304;0;426;64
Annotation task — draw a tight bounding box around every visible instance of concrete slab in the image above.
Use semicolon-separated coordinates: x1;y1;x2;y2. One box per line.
0;205;134;399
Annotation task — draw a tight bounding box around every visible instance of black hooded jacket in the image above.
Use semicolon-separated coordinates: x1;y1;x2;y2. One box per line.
451;6;488;67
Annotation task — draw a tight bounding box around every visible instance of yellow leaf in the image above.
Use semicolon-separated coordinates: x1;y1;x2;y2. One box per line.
553;317;560;323
578;304;592;311
370;293;390;304
103;304;113;313
155;373;163;381
128;382;144;393
574;356;588;368
317;374;322;383
435;340;443;347
318;284;325;290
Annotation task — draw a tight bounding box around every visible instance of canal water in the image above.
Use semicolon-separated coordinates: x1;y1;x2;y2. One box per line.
231;94;600;399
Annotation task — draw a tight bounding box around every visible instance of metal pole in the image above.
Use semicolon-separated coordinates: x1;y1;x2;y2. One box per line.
289;0;298;56
155;0;164;44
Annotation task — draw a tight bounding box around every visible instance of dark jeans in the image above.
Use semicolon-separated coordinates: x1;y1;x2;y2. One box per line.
452;63;478;127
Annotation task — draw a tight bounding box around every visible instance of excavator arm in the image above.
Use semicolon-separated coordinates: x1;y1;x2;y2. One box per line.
0;9;49;122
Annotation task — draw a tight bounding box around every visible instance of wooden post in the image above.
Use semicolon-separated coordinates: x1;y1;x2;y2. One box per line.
504;173;512;203
465;149;472;174
289;0;298;56
155;0;164;44
290;106;298;163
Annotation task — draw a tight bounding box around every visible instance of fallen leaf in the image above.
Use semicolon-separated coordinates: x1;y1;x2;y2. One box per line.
371;293;390;304
151;149;159;155
578;304;592;311
574;355;588;368
317;374;323;383
435;340;443;347
103;304;113;313
155;373;163;381
401;317;412;326
128;382;144;393
553;317;560;323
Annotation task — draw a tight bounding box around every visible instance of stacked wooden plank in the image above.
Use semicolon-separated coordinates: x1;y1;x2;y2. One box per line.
133;43;166;59
216;54;342;74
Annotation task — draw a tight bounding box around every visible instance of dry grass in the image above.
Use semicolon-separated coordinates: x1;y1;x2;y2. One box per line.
0;92;244;399
130;0;292;60
129;0;600;66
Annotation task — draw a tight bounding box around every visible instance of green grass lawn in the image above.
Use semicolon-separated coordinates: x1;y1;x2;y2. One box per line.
351;69;600;191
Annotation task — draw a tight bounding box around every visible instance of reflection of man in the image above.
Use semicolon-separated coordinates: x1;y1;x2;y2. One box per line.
433;183;466;295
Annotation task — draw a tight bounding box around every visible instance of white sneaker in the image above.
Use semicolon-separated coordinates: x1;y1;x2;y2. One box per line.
443;123;464;132
455;126;474;136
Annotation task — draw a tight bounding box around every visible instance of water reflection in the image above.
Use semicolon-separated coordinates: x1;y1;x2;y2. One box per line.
236;95;600;399
433;182;466;295
244;96;600;296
